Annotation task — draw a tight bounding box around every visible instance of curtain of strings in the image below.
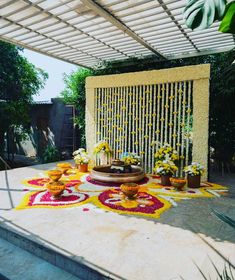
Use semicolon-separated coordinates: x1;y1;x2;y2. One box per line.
95;81;193;175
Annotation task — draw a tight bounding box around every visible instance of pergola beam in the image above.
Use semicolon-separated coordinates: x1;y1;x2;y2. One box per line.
80;0;166;60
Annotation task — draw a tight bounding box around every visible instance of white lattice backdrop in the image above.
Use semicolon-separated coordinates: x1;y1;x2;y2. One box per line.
95;81;193;175
86;65;210;179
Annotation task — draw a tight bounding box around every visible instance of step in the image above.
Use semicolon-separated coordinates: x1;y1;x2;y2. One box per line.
0;238;81;280
0;225;110;280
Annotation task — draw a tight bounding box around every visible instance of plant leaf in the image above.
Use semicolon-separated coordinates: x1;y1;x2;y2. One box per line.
211;208;235;229
184;0;227;30
219;1;235;33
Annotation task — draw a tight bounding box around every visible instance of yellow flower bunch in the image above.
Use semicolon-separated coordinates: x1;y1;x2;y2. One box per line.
184;162;204;176
155;143;179;162
93;141;112;155
121;152;141;165
154;160;178;175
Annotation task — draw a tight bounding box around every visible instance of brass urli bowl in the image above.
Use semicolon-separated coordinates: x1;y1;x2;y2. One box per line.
90;165;145;183
170;177;186;190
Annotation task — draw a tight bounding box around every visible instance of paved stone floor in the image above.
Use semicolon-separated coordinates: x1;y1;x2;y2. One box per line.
0;162;234;280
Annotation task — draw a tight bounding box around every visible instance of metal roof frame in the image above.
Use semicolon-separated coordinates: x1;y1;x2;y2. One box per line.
0;0;234;68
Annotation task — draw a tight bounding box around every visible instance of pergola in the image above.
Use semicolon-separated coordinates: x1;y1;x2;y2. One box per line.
0;0;234;69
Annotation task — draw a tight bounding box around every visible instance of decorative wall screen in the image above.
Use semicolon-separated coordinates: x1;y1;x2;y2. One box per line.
86;65;210;179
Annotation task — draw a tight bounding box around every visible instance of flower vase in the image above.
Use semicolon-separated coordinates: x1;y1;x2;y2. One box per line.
77;164;88;173
187;175;201;188
161;175;172;186
99;152;109;165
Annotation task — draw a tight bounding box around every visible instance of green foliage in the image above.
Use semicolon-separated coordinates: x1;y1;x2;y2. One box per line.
184;0;226;30
42;145;60;163
184;0;235;34
212;208;235;228
219;2;235;33
60;68;93;147
0;41;48;156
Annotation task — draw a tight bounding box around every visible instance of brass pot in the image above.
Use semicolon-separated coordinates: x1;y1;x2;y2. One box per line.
47;170;62;182
47;181;65;199
120;183;139;199
57;162;71;174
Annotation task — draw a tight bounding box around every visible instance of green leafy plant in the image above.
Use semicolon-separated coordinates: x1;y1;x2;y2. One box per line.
0;41;48;158
42;145;60;163
212;208;235;228
184;0;235;34
60;68;93;147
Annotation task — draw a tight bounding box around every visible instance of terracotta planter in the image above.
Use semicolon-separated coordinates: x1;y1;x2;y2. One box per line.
187;175;201;188
161;175;172;186
77;164;88;173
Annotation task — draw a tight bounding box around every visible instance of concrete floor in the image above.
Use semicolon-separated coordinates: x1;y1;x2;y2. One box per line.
0;162;234;280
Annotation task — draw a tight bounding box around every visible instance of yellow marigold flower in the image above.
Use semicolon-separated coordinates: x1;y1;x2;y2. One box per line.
164;105;169;109
186;109;191;113
168;122;173;127
132;102;137;105
117;127;123;131
178;89;183;94
182;101;186;105
155;130;160;134
172;134;177;138
160;117;165;122
121;106;126;110
148;123;153;127
144;135;149;139
140;151;145;155
96;132;101;135
134;141;139;145
141;105;146;109
152;113;156;117
131;131;136;135
173;111;178;115
128;113;133;116
157;95;162;99
169;95;174;99
138;128;143;131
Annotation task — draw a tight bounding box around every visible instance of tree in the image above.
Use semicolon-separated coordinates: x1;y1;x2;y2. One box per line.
60;68;92;147
0;41;48;159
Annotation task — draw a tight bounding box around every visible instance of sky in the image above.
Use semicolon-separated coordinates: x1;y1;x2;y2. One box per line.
23;49;78;101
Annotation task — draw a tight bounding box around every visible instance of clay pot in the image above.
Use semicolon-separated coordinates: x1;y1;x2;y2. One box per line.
187;175;201;188
161;175;172;186
77;164;88;173
120;183;139;199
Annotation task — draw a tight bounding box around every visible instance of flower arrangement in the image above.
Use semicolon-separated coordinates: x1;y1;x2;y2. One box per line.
93;141;112;155
121;152;141;165
73;148;90;164
155;143;179;162
184;162;204;176
154;160;178;175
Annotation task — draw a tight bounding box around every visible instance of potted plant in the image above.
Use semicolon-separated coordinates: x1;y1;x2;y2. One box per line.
121;152;141;166
93;141;112;165
184;162;205;188
154;160;178;186
154;143;179;162
73;148;90;172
